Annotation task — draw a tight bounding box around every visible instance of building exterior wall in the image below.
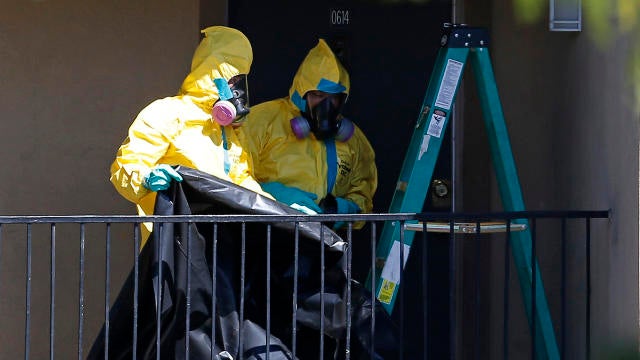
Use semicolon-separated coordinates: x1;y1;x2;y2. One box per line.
0;1;211;357
478;0;639;357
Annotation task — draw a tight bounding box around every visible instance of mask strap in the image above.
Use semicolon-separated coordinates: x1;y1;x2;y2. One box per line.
221;127;230;174
214;78;233;100
324;139;337;194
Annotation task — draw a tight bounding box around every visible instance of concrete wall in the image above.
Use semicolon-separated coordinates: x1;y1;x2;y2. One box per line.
0;0;221;357
551;30;638;360
476;0;639;357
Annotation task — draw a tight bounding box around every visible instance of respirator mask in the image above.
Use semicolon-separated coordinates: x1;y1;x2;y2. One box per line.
290;93;354;141
212;74;250;126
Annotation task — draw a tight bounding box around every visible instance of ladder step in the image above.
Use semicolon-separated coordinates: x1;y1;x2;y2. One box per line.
404;221;527;233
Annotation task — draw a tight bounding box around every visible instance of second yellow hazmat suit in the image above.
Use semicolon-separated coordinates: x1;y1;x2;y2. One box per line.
110;26;269;246
238;39;378;228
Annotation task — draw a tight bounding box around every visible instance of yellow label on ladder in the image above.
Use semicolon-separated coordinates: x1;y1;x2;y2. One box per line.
377;279;396;304
377;240;411;304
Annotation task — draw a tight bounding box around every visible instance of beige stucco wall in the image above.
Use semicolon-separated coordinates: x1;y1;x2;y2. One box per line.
482;0;639;358
553;32;638;360
0;1;225;357
0;2;203;215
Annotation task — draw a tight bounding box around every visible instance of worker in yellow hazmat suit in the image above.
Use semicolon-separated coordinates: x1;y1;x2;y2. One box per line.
110;26;270;246
238;39;377;229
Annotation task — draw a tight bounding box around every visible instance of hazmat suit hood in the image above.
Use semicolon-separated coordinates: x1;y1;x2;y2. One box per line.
289;39;350;113
179;26;253;112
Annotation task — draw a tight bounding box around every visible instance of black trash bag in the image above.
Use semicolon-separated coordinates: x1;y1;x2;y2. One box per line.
87;167;397;359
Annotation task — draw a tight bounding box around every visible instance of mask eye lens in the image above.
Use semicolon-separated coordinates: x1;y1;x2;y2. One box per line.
329;94;342;108
306;92;343;110
228;74;244;87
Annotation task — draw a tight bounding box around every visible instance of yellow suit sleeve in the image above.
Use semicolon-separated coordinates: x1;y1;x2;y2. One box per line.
110;101;179;205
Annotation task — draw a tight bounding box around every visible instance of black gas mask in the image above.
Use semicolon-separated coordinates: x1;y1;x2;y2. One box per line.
307;96;340;140
290;93;355;142
228;74;250;120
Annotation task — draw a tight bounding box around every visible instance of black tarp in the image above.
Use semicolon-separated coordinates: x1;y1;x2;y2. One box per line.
88;167;397;360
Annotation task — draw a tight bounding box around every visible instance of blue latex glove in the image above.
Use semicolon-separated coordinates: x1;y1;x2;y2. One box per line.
143;164;183;192
336;197;361;214
261;182;323;215
334;197;361;230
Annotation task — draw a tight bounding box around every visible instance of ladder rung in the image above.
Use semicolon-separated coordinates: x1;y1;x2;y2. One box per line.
404;221;527;234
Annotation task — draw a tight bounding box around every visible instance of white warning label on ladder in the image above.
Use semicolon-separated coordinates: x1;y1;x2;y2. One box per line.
380;240;411;284
435;59;463;110
427;112;445;138
377;240;411;304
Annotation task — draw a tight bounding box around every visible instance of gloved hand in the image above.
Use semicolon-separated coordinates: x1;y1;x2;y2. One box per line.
260;182;323;215
319;195;361;214
333;197;361;230
142;164;183;192
336;197;361;214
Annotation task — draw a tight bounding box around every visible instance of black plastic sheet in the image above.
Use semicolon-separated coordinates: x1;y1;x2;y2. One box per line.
88;167;397;359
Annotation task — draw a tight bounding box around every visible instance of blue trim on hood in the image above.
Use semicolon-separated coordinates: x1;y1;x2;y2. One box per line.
291;79;346;112
317;78;346;94
292;91;306;112
214;78;233;101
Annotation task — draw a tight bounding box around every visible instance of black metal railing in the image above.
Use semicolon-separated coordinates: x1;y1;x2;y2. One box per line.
0;210;609;359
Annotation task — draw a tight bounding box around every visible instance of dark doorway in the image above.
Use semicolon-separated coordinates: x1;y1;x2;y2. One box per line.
227;1;453;358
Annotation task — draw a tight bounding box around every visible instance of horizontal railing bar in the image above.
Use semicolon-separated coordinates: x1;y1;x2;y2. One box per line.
0;214;416;224
422;210;610;220
0;210;610;224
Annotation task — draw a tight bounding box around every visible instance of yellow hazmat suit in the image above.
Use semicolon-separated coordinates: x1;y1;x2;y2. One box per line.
110;26;267;245
238;39;377;228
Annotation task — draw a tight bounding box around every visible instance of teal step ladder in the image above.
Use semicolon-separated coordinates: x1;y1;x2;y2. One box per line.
370;24;560;360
